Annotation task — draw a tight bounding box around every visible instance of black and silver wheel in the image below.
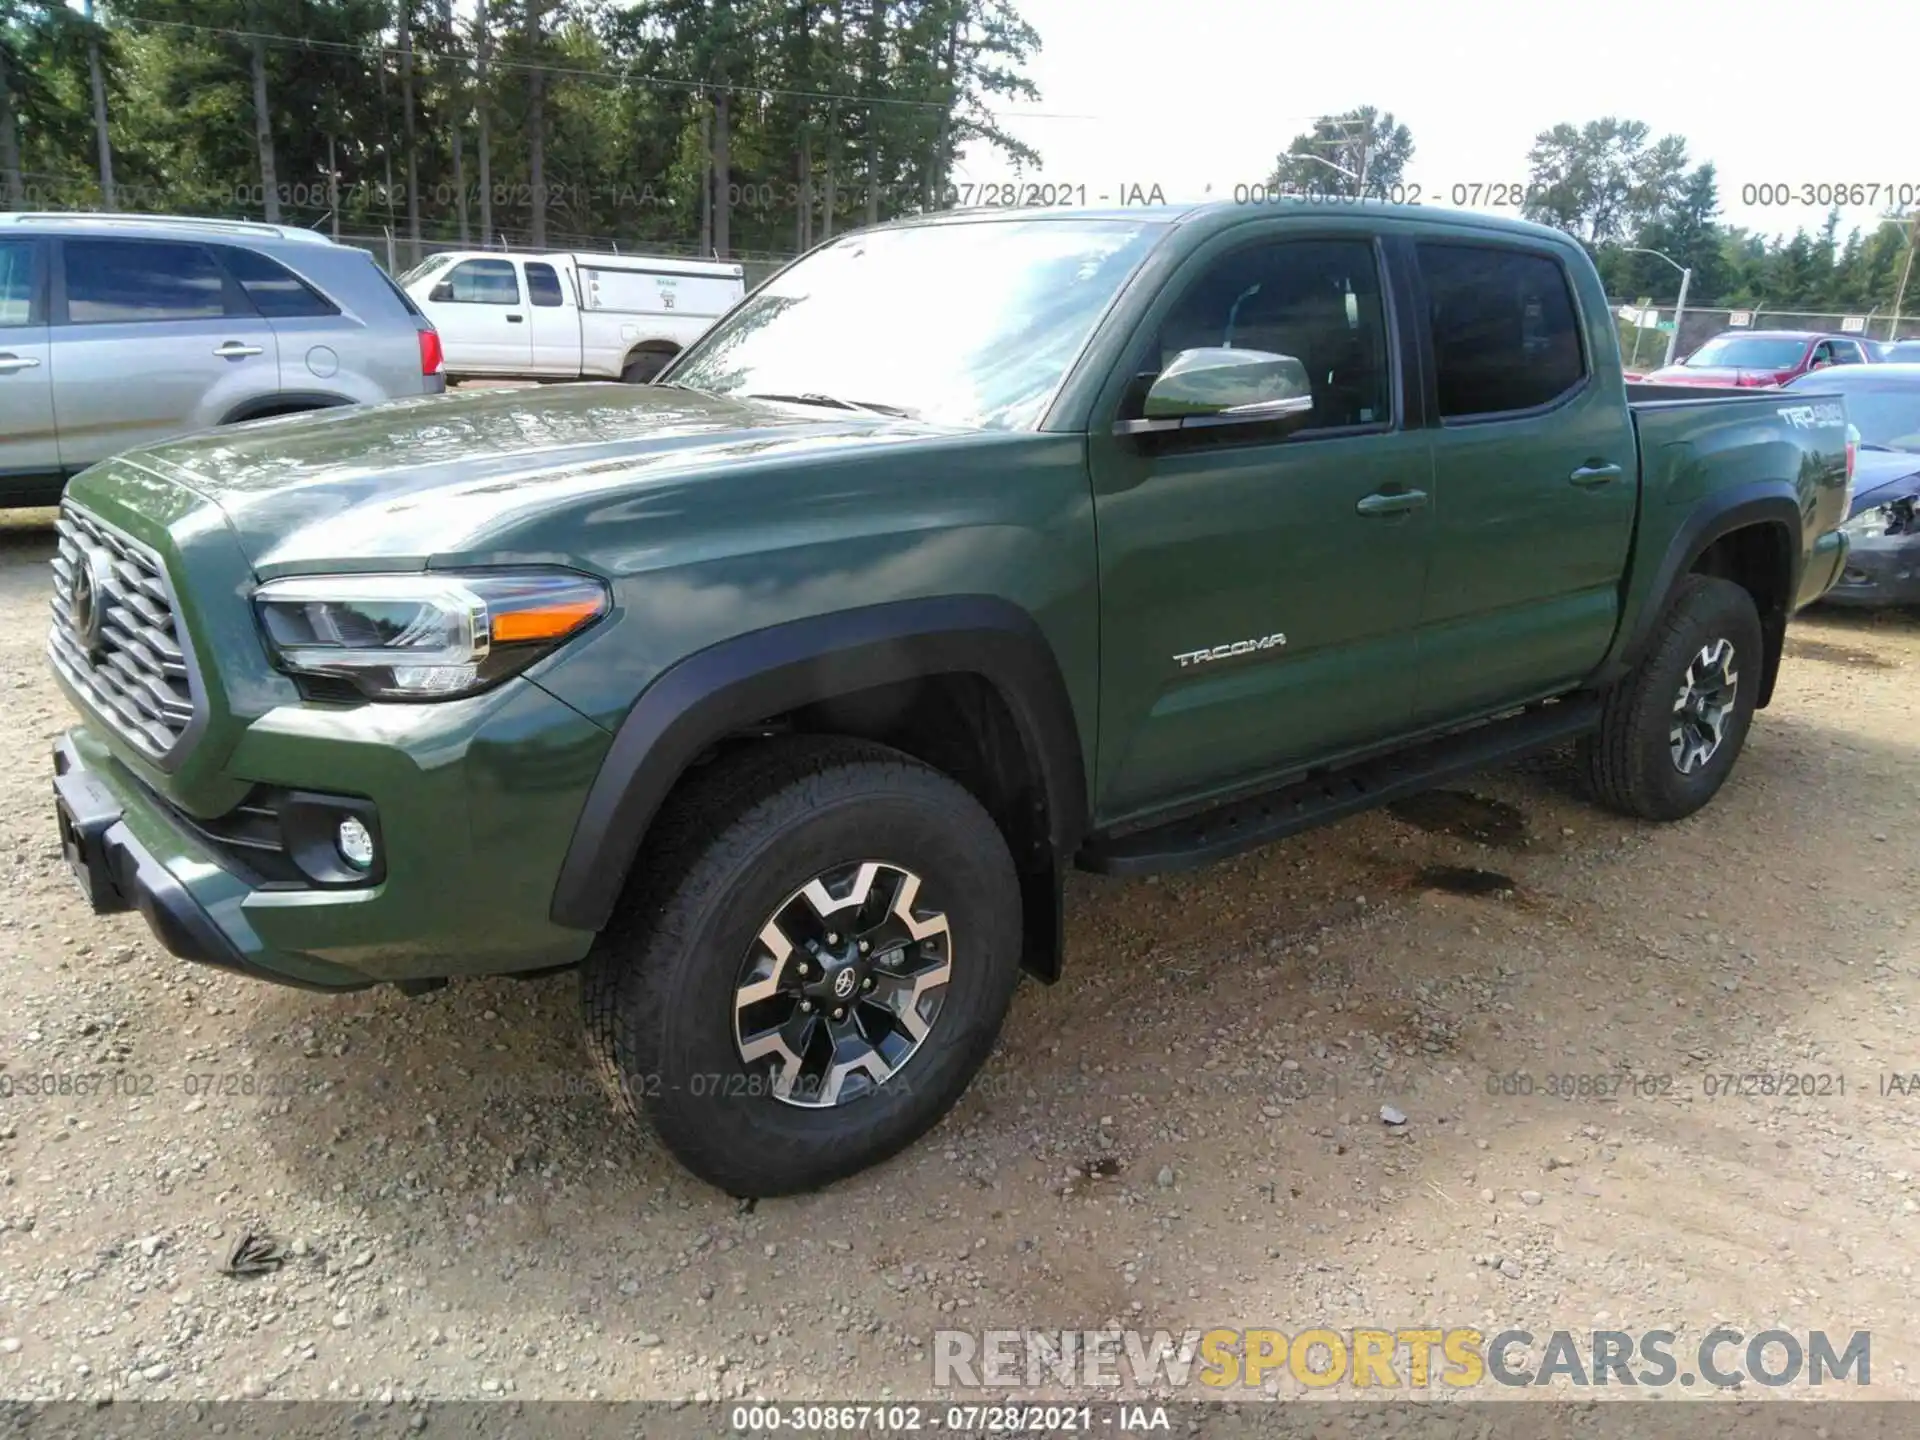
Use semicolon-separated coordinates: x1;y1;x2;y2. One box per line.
1581;574;1763;821
1669;637;1738;775
581;737;1022;1196
734;861;954;1108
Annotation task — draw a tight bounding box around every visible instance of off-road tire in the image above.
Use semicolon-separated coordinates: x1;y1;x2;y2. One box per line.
580;736;1023;1196
1580;574;1763;822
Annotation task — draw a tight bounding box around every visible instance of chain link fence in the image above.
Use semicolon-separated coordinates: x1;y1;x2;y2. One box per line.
1612;300;1920;371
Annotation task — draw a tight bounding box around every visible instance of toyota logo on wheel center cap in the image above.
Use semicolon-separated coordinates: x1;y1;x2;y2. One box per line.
831;967;859;1000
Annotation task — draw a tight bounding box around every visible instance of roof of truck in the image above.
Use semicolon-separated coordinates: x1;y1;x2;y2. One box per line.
886;197;1582;248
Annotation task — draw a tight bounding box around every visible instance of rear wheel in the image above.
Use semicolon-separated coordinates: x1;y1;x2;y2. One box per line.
620;349;676;384
580;737;1023;1196
1580;574;1763;821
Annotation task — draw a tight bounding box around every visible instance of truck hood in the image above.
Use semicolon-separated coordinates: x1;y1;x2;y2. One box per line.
121;383;953;573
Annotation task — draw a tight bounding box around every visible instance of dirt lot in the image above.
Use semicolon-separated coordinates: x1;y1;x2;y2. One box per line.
2;502;1918;1408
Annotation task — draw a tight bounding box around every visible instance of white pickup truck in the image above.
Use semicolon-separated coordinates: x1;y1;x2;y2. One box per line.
399;250;746;383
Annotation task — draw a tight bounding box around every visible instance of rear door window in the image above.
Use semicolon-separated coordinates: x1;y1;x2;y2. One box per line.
1417;243;1586;418
525;263;565;308
64;239;232;323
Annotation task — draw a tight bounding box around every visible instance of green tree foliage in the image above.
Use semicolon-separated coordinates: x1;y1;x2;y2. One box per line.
11;0;1043;260
1527;115;1917;322
1266;106;1413;199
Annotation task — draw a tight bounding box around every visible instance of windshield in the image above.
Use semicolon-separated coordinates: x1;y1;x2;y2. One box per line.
397;254;454;286
1682;336;1808;370
667;218;1166;430
1791;384;1920;452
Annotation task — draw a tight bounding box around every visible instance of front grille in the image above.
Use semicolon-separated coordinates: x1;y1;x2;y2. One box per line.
48;503;202;765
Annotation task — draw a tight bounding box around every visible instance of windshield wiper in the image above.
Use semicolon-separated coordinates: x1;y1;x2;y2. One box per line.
743;391;918;419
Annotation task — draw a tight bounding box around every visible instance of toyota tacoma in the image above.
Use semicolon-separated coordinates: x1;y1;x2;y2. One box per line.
48;201;1853;1196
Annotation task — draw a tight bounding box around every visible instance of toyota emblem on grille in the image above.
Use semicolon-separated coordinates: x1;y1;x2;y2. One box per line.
69;546;116;662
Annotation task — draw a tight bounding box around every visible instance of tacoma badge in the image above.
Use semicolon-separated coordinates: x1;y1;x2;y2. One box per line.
1173;633;1288;668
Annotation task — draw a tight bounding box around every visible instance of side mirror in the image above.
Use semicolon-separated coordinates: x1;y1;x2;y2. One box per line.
1119;348;1314;434
429;281;454;304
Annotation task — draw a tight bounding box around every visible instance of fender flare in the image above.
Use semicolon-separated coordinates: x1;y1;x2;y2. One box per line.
1603;481;1803;698
548;595;1090;949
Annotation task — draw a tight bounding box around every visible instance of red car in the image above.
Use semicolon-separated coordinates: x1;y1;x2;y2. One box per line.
1640;330;1878;388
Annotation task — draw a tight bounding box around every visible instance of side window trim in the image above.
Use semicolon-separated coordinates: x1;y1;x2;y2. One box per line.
1107;226;1404;445
1412;237;1592;428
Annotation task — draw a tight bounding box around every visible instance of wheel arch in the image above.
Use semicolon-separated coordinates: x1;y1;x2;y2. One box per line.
621;340;681;379
549;596;1089;981
219;391;356;426
1608;482;1802;709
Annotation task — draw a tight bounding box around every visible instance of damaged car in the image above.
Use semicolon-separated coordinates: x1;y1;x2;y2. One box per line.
1786;363;1920;607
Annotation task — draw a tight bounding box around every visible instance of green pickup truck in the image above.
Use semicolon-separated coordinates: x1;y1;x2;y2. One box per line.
48;201;1852;1195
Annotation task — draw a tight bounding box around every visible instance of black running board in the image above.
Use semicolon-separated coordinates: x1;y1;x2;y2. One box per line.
1077;697;1602;877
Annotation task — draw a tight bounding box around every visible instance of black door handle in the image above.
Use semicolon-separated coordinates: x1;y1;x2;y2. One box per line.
505;314;524;323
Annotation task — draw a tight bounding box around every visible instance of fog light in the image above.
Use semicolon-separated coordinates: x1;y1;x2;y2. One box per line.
337;816;376;870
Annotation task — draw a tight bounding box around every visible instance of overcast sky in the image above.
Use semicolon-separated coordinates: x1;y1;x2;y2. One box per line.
955;0;1913;297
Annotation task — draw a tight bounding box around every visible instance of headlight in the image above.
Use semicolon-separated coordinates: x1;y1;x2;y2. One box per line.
253;570;609;701
1842;499;1916;540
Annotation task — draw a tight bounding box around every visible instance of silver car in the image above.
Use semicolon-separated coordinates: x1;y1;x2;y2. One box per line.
0;213;446;509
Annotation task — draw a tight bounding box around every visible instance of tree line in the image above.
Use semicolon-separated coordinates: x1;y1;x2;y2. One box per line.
1272;108;1918;320
5;12;1915;318
1;0;1040;264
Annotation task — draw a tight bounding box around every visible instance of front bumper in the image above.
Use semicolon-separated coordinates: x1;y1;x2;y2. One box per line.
1819;531;1920;608
52;733;367;990
49;676;614;991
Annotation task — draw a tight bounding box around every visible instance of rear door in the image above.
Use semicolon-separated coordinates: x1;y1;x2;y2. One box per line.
426;257;532;373
1410;238;1638;723
521;260;580;376
0;236;61;503
51;236;281;470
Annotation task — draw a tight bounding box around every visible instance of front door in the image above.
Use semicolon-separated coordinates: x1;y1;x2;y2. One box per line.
1410;238;1639;722
428;257;533;373
1088;227;1433;823
0;237;60;504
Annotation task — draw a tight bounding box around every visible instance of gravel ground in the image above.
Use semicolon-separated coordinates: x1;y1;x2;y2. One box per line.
2;503;1918;1408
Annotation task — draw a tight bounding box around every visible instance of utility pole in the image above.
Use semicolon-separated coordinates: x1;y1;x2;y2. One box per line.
1891;217;1919;343
84;0;115;207
1625;246;1691;367
1666;266;1692;368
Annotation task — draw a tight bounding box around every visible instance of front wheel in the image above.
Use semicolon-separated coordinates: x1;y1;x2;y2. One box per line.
1579;574;1764;821
580;737;1023;1196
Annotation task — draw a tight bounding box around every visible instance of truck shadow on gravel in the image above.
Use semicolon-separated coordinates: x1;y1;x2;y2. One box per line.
220;690;1917;1361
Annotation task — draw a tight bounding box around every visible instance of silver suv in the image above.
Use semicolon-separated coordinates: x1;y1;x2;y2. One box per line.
0;213;446;509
